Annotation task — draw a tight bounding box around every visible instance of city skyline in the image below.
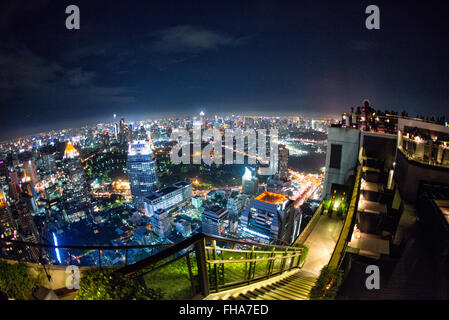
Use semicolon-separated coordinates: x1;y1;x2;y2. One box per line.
1;0;449;139
1;0;449;303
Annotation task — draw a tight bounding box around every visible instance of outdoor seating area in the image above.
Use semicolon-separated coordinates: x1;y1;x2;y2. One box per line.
399;129;449;168
348;232;390;260
349;151;400;260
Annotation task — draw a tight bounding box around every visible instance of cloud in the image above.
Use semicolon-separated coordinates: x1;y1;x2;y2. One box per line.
151;25;247;53
0;41;136;109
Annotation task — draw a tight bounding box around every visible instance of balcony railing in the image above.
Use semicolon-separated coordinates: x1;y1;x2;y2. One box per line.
399;137;449;169
1;232;305;299
0;238;172;267
117;233;305;299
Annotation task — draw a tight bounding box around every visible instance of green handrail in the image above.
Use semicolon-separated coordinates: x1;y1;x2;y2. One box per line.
328;164;362;269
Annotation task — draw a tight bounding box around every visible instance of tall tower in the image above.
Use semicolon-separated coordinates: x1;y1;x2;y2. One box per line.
62;141;90;209
278;144;289;181
127;140;158;209
23;160;39;184
199;110;205;126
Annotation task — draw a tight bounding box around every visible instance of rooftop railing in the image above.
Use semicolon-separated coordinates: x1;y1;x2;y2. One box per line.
1;232;306;299
117;233;305;299
0;238;173;267
399;137;449;169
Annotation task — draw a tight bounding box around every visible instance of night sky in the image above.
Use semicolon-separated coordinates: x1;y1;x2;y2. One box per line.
0;0;448;139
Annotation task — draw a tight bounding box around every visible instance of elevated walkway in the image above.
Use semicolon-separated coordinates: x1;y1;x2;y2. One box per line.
300;215;344;277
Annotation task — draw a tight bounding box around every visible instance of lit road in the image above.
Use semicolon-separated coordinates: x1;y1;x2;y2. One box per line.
288;169;323;208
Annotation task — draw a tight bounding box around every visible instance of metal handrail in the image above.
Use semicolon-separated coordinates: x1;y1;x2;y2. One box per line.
205;247;300;254
0;238;173;250
116;232;299;275
328;164;362;269
219;233;296;247
207;253;302;264
114;232;305;298
205;233;296;249
1;232;305;298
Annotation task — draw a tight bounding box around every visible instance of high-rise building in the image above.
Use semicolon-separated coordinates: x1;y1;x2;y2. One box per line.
226;192;245;220
201;205;229;236
127;140;158;208
61;141;90;211
136;126;147;140
278;144;289;181
143;181;192;216
15;199;41;262
150;209;172;239
8;171;21;201
0;160;7;185
192;196;203;209
0;205;15;240
22;160;39;185
119;117;126;133
114;123;119;141
240;191;298;244
242;167;258;195
200;111;205;127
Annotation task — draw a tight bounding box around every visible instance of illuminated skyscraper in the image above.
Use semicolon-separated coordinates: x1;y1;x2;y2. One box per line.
114;123;119;140
22;160;39;184
200;110;205;121
202;205;229;236
242;167;258;195
277;144;289;181
64;141;80;159
240;191;298;244
61;141;90;211
193;110;205;128
127;140;158;208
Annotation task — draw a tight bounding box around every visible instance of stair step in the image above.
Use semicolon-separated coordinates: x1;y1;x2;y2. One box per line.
275;284;312;297
279;282;313;293
253;288;270;296
289;277;316;284
221;271;317;301
278;279;313;289
244;291;260;299
234;294;249;300
258;291;287;300
270;288;306;300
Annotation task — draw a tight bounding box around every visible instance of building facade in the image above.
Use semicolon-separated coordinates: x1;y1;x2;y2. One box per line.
143;181;192;216
242;167;258;196
240;191;298;244
150;209;171;239
127;140;158;208
278;144;289;181
201;205;229;236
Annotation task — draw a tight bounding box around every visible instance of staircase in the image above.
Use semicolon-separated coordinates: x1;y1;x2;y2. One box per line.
219;271;316;300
